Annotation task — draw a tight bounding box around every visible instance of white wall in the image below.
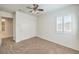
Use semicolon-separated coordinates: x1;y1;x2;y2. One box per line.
13;18;16;41
37;5;79;51
15;11;37;42
0;11;13;18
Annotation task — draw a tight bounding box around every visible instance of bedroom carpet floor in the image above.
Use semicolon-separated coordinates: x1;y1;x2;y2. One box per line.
0;37;79;54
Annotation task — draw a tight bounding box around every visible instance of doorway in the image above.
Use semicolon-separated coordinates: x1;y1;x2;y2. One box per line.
0;17;13;38
0;17;15;47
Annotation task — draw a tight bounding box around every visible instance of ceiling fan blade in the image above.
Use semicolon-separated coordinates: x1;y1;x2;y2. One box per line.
38;9;44;11
26;7;32;9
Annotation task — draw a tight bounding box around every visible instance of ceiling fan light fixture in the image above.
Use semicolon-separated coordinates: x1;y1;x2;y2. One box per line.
32;10;38;14
35;10;38;14
32;10;35;13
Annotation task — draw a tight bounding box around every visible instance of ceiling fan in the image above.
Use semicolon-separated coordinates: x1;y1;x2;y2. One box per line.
26;4;44;14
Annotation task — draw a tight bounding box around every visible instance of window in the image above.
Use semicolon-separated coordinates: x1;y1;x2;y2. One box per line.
57;16;62;32
64;16;72;32
56;15;72;32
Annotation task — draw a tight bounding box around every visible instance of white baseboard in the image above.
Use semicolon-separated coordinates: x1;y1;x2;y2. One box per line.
16;35;37;43
37;35;79;51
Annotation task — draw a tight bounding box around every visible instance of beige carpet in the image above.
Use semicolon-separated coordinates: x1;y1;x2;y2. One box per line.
0;37;79;54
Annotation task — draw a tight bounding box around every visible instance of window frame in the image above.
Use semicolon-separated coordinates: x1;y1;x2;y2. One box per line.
56;15;72;32
56;16;63;32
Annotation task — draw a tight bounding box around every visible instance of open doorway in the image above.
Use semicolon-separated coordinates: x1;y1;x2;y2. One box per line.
0;17;13;39
0;17;14;46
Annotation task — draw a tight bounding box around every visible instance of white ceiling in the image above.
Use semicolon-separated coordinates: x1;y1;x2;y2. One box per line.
0;4;71;14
